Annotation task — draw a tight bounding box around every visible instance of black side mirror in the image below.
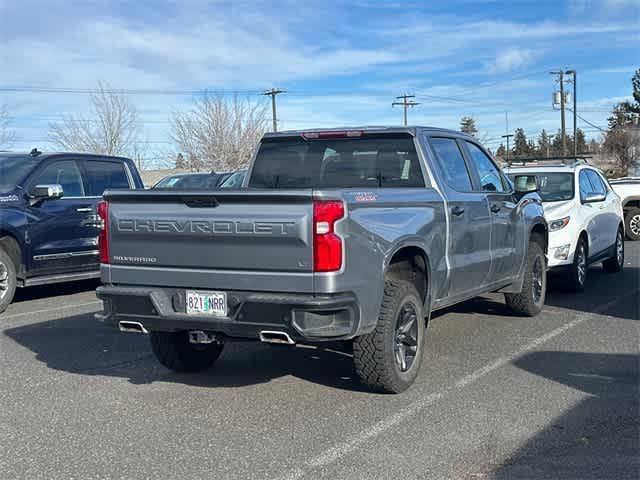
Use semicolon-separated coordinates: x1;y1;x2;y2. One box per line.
29;184;64;206
513;175;538;200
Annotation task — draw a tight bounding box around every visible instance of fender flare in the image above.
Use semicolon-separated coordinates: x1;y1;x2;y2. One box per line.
384;240;433;320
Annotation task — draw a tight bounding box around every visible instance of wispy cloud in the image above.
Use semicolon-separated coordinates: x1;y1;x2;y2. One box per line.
487;48;537;73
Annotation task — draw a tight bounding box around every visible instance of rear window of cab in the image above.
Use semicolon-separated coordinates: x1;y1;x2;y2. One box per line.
249;134;426;189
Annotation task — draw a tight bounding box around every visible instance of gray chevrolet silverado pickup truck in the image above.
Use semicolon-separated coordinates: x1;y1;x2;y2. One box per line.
96;127;548;393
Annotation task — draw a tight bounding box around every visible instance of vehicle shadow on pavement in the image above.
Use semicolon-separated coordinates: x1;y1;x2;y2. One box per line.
3;313;368;392
12;279;100;304
546;266;639;321
432;297;515;319
487;351;639;479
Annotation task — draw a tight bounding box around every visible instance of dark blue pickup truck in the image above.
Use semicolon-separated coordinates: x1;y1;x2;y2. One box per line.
0;150;143;313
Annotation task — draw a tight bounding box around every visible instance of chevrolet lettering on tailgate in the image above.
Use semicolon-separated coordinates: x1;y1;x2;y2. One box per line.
117;219;297;235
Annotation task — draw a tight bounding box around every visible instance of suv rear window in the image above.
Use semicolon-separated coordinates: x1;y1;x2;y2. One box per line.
248;134;425;189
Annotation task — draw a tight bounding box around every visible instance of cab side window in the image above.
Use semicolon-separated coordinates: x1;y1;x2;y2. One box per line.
82;160;130;196
429;137;473;192
32;160;84;197
464;141;507;193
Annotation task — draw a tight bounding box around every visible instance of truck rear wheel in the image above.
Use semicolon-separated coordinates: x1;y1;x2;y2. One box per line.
0;246;17;315
505;239;546;316
150;331;224;372
353;280;425;394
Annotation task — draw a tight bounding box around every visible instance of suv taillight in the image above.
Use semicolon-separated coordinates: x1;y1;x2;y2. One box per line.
97;200;109;264
313;200;345;272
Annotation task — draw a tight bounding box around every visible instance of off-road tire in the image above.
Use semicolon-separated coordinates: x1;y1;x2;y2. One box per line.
353;280;425;394
150;331;224;372
505;239;546;316
566;237;588;292
624;208;640;241
0;246;17;315
603;227;624;273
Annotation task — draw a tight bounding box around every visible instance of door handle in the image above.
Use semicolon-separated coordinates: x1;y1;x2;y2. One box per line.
76;207;93;213
451;206;465;216
490;204;501;213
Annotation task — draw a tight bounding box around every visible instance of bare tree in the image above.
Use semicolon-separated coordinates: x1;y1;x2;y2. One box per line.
0;104;16;148
130;138;152;171
49;82;139;155
604;127;640;177
171;94;268;172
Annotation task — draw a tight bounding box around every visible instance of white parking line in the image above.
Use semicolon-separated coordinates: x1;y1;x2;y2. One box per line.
282;290;638;480
1;301;101;321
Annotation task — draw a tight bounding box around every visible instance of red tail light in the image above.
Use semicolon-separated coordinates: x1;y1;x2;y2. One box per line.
313;200;345;272
97;200;109;264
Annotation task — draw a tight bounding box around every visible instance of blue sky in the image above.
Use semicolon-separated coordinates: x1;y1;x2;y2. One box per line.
1;0;639;160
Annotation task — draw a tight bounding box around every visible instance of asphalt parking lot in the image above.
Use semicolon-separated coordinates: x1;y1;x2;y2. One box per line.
1;243;638;480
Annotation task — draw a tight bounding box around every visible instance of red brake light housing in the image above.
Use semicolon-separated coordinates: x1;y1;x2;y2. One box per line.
97;200;109;264
313;200;345;272
302;130;363;140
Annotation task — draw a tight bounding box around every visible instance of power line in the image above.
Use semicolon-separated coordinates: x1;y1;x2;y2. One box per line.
0;86;263;96
568;109;607;132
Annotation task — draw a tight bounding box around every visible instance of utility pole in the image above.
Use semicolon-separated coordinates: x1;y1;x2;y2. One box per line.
551;70;567;156
502;133;514;162
565;70;577;156
392;94;420;126
263;88;286;132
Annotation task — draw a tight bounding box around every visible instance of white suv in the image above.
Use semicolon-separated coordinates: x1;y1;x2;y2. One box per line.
505;162;625;291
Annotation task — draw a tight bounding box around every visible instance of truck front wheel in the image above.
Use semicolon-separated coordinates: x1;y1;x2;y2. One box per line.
353;280;425;394
505;239;546;316
0;246;17;315
150;331;224;372
624;208;640;241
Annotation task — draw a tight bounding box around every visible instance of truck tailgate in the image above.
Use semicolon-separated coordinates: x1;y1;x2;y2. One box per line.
104;189;313;275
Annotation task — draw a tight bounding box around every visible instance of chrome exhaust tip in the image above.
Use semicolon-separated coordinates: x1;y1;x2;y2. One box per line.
118;321;148;334
259;330;295;345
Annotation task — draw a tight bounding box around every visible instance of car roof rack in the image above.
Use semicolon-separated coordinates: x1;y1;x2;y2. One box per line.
506;155;592;167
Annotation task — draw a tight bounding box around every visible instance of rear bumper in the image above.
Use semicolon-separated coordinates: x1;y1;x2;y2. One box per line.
96;285;360;342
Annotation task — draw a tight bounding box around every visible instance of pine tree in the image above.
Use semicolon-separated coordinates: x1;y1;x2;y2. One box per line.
460;117;478;137
551;129;564;156
496;144;506;158
513;128;528;156
608;68;640;128
575;128;587;154
537;129;551;157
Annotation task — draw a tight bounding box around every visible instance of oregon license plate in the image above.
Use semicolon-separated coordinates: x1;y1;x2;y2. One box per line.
185;290;227;316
